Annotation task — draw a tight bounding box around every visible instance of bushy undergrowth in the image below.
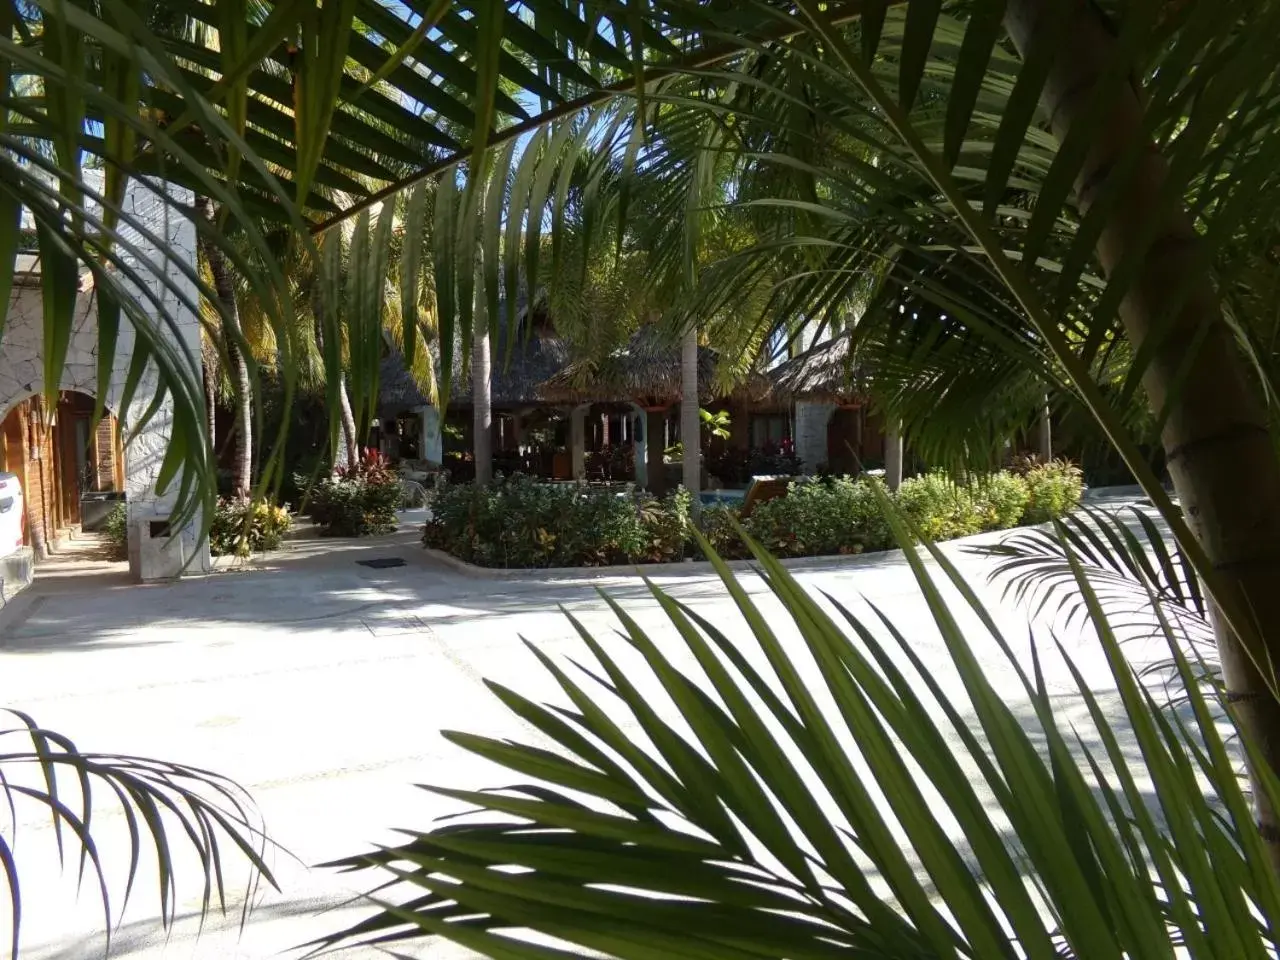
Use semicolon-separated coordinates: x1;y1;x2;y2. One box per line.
208;498;291;557
103;503;128;560
1023;459;1086;524
424;465;1084;568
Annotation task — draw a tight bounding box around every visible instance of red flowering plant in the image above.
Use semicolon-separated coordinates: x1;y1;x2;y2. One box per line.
308;448;402;536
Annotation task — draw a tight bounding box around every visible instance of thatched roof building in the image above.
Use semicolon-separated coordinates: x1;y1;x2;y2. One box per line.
770;333;867;404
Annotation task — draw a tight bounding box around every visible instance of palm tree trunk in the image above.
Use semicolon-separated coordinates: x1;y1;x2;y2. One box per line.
195;197;251;499
1006;0;1280;856
472;327;492;487
337;376;359;467
202;340;217;444
681;326;701;504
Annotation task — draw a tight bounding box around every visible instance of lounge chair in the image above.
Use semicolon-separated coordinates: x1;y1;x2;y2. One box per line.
738;475;797;520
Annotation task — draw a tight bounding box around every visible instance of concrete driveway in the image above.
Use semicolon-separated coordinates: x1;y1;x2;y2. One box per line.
0;505;1161;959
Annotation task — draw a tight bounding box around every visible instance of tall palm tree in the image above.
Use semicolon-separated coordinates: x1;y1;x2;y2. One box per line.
195;197;254;498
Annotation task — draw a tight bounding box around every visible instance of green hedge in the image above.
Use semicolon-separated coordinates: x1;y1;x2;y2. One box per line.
424;476;694;567
424;463;1084;568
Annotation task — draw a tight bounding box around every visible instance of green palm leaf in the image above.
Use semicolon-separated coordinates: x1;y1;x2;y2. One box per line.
320;507;1280;958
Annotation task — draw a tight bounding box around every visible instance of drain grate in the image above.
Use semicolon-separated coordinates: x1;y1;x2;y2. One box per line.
357;557;407;569
362;615;432;636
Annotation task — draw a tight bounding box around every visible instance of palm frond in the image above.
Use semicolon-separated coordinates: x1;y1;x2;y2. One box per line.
0;710;275;960
316;503;1279;959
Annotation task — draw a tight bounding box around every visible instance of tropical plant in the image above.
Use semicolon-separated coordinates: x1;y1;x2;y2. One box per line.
320;505;1280;958
1022;460;1087;525
304;448;402;537
208;497;292;557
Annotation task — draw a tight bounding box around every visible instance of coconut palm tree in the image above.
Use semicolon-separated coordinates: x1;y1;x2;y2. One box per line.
195;196;254;497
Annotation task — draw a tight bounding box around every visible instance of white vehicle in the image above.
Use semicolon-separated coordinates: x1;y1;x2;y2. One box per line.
0;472;24;557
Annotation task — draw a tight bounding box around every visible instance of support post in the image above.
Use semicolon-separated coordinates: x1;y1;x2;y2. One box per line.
1037;396;1053;461
630;404;647;488
570;404;588;481
418;406;442;465
885;422;904;492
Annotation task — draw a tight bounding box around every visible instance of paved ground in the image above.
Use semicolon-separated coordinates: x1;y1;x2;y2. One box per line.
0;500;1162;959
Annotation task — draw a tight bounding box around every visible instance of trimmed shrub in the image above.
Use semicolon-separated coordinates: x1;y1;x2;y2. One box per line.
306;449;402;537
103;503;128;560
1023;459;1085;523
208;498;291;557
699;504;752;560
424;476;695;568
744;476;892;558
896;473;985;541
423;467;1082;568
969;471;1031;530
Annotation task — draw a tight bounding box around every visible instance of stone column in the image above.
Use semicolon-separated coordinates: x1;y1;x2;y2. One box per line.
885;422;904;492
115;178;211;576
794;400;836;475
570;404;588;481
418;405;442;465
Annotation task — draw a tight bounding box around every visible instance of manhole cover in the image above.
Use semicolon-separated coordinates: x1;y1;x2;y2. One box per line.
357;557;407;569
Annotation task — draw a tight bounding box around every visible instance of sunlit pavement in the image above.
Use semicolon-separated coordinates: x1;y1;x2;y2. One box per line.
0;497;1159;958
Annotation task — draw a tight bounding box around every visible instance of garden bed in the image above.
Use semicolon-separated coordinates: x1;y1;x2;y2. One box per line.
422;462;1084;570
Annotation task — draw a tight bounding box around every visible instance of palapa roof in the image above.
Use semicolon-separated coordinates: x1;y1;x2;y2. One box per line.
379;298;573;413
770;333;867;404
382;313;785;414
380;332;573;413
539;326;773;408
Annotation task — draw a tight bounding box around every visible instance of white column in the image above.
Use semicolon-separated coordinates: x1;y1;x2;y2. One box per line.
570;404;588;481
681;326;701;499
418;405;442;464
630;403;647;487
794;400;836;475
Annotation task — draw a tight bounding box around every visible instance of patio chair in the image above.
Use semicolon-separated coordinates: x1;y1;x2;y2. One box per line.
738;475;797;520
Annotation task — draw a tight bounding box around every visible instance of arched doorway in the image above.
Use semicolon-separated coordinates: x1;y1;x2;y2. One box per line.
0;391;125;556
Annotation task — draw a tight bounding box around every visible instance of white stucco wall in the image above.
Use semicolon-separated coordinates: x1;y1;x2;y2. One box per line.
0;174;210;575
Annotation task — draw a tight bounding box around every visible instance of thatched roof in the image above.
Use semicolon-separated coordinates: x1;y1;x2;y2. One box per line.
379;298;574;413
539;327;772;408
380;331;573;413
770;334;867;404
